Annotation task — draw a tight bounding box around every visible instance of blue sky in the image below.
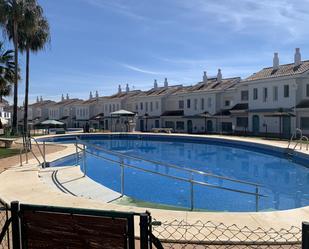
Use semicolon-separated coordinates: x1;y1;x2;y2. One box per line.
3;0;309;104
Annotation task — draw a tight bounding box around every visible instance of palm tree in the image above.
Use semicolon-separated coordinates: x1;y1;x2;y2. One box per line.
18;0;50;134
0;0;25;135
0;42;15;102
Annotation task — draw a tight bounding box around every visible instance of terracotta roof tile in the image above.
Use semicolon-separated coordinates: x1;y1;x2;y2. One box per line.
246;61;309;81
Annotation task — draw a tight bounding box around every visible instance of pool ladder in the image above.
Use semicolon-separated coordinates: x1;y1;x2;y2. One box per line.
287;128;309;155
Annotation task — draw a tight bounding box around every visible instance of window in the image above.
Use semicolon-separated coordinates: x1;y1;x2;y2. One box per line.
150;102;153;112
236;117;248;127
165;121;175;129
155;120;160;128
301;117;309;129
306;84;309;97
284;85;289;98
201;98;205;110
194;99;198;110
263;88;268;102
155;101;159;110
179;100;184;109
222;122;233;132
208;98;212;108
241;91;249;101
140;102;143;110
176;121;185;130
225;100;230;107
109;105;111;112
187;99;191;108
253;88;258;100
145;102;148;112
112;104;115;112
273;86;278;101
135;104;138;111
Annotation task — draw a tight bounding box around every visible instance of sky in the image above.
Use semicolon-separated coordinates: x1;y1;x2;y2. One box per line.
2;0;309;104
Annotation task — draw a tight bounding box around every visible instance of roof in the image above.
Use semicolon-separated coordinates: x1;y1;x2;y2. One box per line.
53;99;83;107
171;77;240;95
296;100;309;108
40;120;64;125
230;103;248;111
213;110;231;117
90;113;104;120
29;100;55;108
245;61;309;81
110;109;135;115
108;90;142;100
161;110;184;116
135;85;183;98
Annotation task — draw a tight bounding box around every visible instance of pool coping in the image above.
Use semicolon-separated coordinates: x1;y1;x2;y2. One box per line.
1;132;309;241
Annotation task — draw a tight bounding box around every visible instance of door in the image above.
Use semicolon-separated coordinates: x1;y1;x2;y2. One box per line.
155;120;160;128
207;120;213;132
252;115;260;134
187;120;193;134
282;116;291;138
140;119;144;132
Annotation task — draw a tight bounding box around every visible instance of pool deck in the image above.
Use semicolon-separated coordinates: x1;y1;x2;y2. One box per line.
0;132;309;241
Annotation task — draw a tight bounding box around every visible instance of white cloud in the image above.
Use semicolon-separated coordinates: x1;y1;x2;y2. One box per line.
121;64;163;75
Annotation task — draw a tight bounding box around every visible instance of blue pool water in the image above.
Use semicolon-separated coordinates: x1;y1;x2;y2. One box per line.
46;135;309;212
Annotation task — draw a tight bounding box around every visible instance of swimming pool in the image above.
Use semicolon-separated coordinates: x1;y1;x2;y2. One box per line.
43;134;309;212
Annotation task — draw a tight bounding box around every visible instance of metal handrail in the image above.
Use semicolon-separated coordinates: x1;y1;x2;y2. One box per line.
30;136;46;167
76;137;262;188
300;135;309;151
288;128;303;149
76;144;266;211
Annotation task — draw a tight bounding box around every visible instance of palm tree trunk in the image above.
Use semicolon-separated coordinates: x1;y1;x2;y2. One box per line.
11;20;19;135
24;47;30;135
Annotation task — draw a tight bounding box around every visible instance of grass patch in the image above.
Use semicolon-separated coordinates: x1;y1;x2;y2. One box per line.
0;148;20;159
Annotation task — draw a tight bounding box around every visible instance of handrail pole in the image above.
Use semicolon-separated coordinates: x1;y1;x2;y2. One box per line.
19;147;23;166
190;173;194;211
255;187;259;212
83;144;86;176
75;137;79;166
120;157;125;196
25;138;28;164
43;141;46;168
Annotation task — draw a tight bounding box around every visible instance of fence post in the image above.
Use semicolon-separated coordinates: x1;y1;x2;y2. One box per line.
302;222;309;249
11;201;21;249
140;214;149;249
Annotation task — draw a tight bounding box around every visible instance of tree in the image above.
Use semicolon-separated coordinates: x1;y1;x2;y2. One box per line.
0;0;25;135
18;0;50;134
0;42;15;102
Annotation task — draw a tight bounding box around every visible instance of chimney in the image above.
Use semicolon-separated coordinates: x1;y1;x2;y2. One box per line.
273;52;279;70
61;94;64;101
66;93;69;100
217;69;222;82
164;78;168;87
118;85;122;94
203;71;207;84
95;90;99;99
154;79;158;89
36;96;39;103
126;84;130;93
89;91;93;99
294;48;301;67
40;96;43;102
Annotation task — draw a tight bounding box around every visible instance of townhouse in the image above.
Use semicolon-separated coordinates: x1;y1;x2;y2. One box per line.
127;79;182;131
48;94;83;128
27;97;55;127
0;100;11;127
244;48;309;137
16;47;309;138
